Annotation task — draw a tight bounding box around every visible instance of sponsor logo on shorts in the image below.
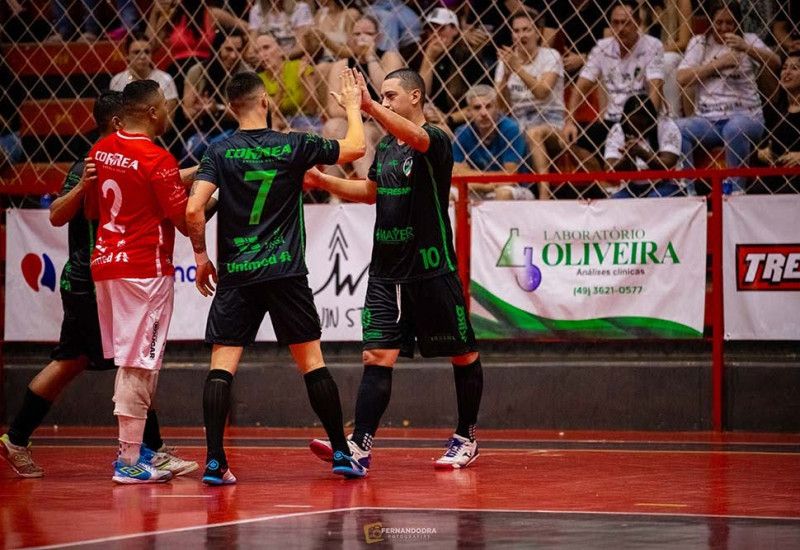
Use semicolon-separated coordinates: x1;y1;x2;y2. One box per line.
456;305;468;343
21;253;56;292
737;244;800;291
149;321;159;359
363;329;383;341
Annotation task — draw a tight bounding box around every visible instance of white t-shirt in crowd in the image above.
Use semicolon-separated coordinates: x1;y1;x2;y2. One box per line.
580;35;665;123
605;117;683;186
678;33;767;121
249;1;313;50
109;69;179;101
495;47;565;121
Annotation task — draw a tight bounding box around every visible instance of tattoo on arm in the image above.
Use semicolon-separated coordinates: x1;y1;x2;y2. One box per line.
187;219;207;253
189;181;199;197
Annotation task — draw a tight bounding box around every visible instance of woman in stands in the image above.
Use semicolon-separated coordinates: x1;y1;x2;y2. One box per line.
676;0;780;195
496;9;565;200
758;52;800;189
605;94;684;198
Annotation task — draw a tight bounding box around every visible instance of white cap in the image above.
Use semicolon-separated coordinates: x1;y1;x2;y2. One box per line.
426;8;459;28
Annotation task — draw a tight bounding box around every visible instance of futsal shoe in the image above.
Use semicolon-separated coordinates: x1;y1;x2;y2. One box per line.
310;435;371;470
140;444;169;469
332;450;368;479
0;434;44;478
153;445;199;476
112;459;173;484
202;459;237;486
434;434;479;469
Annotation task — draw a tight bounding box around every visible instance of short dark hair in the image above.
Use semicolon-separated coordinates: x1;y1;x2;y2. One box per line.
384;68;426;103
122;79;161;115
124;30;150;53
708;0;743;23
227;72;265;108
94;91;123;131
510;9;545;30
608;1;639;20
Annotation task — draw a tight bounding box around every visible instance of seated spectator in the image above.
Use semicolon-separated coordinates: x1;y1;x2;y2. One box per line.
181;29;253;166
676;0;780;194
773;2;800;56
606;94;684;198
365;0;422;60
248;0;313;60
540;0;606;77
46;0;138;42
452;85;533;201
419;8;492;129
496;9;565;199
311;0;359;62
321;15;401;178
255;33;323;133
110;32;179;125
562;1;665;174
758;52;800;187
0;56;24;171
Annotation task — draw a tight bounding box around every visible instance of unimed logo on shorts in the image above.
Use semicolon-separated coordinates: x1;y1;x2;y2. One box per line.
736;244;800;291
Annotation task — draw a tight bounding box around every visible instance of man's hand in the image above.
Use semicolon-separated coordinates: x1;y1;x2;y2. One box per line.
330;68;360;110
353;68;373;111
80;158;97;188
195;260;218;297
498;46;523;74
623;137;649;160
303;166;325;190
777;152;800;167
562;120;579;143
722;33;746;52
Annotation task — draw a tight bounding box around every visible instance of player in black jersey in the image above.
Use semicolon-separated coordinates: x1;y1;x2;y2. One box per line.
0;92;197;478
186;70;368;484
306;68;483;470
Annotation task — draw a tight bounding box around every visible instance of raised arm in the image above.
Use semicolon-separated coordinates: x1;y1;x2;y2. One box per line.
330;68;367;164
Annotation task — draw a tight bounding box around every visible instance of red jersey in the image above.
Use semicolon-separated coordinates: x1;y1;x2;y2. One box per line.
87;131;187;281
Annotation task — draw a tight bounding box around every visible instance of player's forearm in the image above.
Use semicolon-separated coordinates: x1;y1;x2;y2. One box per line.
186;198;208;253
49;184;86;227
317;172;376;204
364;100;429;152
337;106;367;163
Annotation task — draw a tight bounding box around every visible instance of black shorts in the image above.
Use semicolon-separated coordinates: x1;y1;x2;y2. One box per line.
50;290;115;371
363;272;479;359
206;275;321;347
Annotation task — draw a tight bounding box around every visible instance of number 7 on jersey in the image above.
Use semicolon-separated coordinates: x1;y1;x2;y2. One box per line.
245;169;277;225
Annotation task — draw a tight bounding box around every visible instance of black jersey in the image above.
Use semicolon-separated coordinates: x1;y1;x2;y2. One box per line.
367;123;457;283
58;161;97;294
196;129;340;289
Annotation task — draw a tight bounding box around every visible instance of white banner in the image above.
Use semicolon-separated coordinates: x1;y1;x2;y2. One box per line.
5;206;373;342
470;198;707;338
723;195;800;340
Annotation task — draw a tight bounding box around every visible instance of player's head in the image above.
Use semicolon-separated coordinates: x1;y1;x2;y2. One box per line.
227;71;269;122
381;68;425;119
94;91;124;137
122;79;169;136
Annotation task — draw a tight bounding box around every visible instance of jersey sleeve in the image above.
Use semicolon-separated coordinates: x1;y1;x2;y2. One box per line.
195;147;219;186
296;132;340;167
645;39;665;81
423;124;452;164
678;35;705;71
368;137;389;182
604;123;624;160
59;161;85;197
151;152;188;221
579;43;602;83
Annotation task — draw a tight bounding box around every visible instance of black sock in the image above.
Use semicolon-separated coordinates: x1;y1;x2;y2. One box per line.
352;365;393;452
203;369;233;467
8;389;53;447
142;409;164;451
454;358;483;441
304;367;348;458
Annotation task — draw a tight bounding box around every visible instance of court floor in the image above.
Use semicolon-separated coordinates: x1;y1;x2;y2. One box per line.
1;428;799;549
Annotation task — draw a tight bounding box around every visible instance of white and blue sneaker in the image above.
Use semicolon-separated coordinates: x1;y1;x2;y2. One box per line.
332;450;367;479
153;445;199;476
434;434;479;469
112;458;173;484
310;435;371;471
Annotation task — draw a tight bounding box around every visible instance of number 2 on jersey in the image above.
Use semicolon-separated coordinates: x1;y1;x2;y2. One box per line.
101;179;126;233
245;170;277;225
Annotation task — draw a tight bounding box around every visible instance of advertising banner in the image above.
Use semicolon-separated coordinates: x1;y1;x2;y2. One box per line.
470;198;707;338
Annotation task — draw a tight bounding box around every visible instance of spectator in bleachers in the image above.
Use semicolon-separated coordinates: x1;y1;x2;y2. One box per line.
46;0;138;42
308;0;360;66
676;0;780;194
562;1;665;174
773;3;800;56
638;0;693;117
606;94;684;198
255;32;323;133
758;52;800;187
249;0;314;60
110;32;179;125
419;7;492;129
321;15;400;178
181;29;253;166
452;85;533;201
541;0;607;77
496;9;565;200
365;0;422;60
0;56;25;171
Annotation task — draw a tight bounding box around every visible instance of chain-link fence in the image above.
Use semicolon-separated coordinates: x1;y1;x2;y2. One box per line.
1;0;798;204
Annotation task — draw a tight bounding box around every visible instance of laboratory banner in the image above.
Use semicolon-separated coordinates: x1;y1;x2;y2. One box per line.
470;198;707;339
723;195;800;340
5;205;374;341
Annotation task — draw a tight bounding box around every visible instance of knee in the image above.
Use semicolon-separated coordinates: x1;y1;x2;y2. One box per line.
494;187;513;201
722;118;763;142
362;349;396;368
113;367;157;419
